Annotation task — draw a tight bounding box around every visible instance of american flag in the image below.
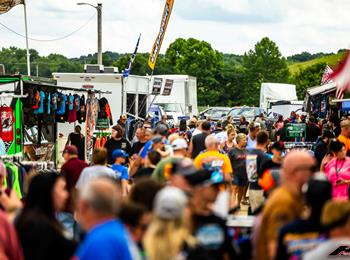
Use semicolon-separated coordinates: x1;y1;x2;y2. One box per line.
330;50;350;99
321;65;334;85
123;34;141;78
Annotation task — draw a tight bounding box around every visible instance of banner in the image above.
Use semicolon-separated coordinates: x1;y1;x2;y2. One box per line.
152;77;163;95
0;0;24;14
162;79;173;95
148;0;174;70
123;34;141;77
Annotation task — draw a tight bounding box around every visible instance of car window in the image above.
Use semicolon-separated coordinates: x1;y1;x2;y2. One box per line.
212;109;229;118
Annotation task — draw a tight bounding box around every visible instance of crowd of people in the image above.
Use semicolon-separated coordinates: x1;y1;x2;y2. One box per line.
2;111;350;259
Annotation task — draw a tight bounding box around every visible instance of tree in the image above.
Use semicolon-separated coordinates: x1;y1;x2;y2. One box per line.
164;38;224;106
292;62;326;99
242;37;290;105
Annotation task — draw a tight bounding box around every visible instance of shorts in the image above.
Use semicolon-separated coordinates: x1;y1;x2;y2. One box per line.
233;176;248;186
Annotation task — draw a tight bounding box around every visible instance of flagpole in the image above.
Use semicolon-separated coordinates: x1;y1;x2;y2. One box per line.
23;0;31;76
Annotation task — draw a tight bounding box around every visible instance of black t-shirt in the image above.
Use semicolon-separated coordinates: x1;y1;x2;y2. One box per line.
16;214;77;260
246;149;269;190
314;139;328;167
260;160;281;178
276;219;325;260
192;214;236;260
191;133;209;159
130;141;146;156
104;138;131;165
68;133;85;161
306;123;321;142
276;127;295;142
133;167;154;181
228;147;247;180
239;122;249;134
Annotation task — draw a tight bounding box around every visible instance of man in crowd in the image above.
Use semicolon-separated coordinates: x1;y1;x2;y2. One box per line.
117;114;127;130
246;131;270;213
152;138;188;184
256;150;315;260
305;116;321;142
130;127;148;157
314;130;334;168
304;201;350;260
337;119;350;156
60;145;88;238
104;124;131;165
189;121;211;159
74;178;132;260
275;119;294;142
194;135;232;181
111;149;129;196
246;122;260;149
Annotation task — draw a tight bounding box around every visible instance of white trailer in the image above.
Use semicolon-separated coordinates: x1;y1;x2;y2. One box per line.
150;75;198;124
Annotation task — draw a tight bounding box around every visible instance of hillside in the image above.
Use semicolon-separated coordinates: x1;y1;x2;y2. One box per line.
288;51;345;75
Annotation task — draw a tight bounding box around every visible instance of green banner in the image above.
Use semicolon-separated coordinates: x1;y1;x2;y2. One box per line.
286;123;306;138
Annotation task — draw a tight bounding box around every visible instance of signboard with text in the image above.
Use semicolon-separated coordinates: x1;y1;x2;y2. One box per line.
152;77;162;95
286;123;306;138
162;79;174;95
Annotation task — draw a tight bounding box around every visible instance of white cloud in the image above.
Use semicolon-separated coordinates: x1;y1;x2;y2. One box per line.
0;0;349;58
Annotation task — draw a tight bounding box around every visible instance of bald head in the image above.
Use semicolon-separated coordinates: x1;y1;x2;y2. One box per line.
282;150;315;187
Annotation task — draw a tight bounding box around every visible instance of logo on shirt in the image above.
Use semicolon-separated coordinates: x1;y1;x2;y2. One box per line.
195;224;224;250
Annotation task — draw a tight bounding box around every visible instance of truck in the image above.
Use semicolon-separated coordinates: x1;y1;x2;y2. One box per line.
150;75;198;125
260;83;303;119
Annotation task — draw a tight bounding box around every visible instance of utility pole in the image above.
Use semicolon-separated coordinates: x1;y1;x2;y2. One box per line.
77;3;103;65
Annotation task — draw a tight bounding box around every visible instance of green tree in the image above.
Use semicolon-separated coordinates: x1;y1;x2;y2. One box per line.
164;38;224;106
242;37;290;106
292;62;326;99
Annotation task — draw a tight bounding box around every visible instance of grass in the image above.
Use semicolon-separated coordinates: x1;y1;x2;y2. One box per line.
288;52;345;75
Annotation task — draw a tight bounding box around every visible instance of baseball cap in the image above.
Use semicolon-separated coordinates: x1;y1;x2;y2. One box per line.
271;141;285;151
63;145;78;155
152;135;163;144
154;186;188;219
121;114;127;120
172;138;188;151
187;169;224;187
112;149;129;161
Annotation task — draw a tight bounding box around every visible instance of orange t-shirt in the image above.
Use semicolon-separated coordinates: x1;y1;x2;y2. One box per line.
338;134;350;154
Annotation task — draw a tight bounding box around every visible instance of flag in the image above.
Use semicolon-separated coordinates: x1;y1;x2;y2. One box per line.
321;65;334;85
0;0;24;14
330;50;350;99
148;0;174;71
123;34;141;77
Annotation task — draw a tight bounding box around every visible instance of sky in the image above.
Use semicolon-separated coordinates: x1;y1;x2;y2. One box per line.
0;0;350;58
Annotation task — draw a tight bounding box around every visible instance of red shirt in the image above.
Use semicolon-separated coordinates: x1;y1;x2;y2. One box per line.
61;157;88;212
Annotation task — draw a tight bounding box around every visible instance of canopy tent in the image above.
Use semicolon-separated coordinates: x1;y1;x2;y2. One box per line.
303;82;337;113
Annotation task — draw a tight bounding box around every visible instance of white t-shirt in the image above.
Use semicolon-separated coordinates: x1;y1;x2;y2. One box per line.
192;129;202;137
246;135;257;150
303;239;350;260
215;131;228;144
76;165;116;190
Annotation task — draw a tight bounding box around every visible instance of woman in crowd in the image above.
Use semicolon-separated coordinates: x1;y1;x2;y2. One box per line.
144;187;208;260
238;116;249;134
15;170;77;260
274;115;284;131
222;127;236;153
323;141;350;200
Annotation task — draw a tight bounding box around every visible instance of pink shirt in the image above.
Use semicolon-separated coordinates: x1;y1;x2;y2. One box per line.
325;157;350;200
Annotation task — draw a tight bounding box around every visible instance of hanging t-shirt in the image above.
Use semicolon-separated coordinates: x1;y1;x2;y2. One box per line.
32;90;40;109
77;95;86;123
34;91;45;114
56;94;67;115
47;92;51;114
68;95;77;123
52;93;58;111
68;94;74;111
74;94;80;111
0;107;15;142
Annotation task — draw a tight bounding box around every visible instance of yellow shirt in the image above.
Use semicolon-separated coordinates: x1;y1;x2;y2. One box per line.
338;134;350;154
194;150;233;175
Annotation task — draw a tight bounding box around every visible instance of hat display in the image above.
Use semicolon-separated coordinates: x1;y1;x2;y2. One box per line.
112;149;129;161
172;138;188;151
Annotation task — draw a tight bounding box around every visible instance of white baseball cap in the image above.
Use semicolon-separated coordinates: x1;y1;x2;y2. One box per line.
154;187;188;219
172;138;188;151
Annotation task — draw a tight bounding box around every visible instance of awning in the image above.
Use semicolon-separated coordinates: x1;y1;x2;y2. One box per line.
306;82;337;96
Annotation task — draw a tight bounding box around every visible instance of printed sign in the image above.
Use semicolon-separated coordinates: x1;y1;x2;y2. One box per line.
286;123;306;138
152;77;163;95
162;79;174;95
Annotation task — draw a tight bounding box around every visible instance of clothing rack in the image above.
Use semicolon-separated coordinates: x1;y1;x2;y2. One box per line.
21;161;55;171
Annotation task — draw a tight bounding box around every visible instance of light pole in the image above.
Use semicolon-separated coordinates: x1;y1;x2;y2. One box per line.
77;2;103;65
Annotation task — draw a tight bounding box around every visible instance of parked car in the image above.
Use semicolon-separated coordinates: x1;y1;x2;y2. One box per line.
227;106;267;125
199;107;232;121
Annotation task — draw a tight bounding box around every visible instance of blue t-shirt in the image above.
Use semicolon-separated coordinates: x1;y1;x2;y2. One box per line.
111;164;129;180
74;219;132;260
34;91;45;114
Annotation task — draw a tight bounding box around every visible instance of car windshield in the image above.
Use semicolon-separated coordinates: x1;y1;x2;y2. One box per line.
158;103;182;113
211;109;230;118
229;107;256;117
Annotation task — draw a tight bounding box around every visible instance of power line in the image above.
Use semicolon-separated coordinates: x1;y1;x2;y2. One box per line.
0;13;96;42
